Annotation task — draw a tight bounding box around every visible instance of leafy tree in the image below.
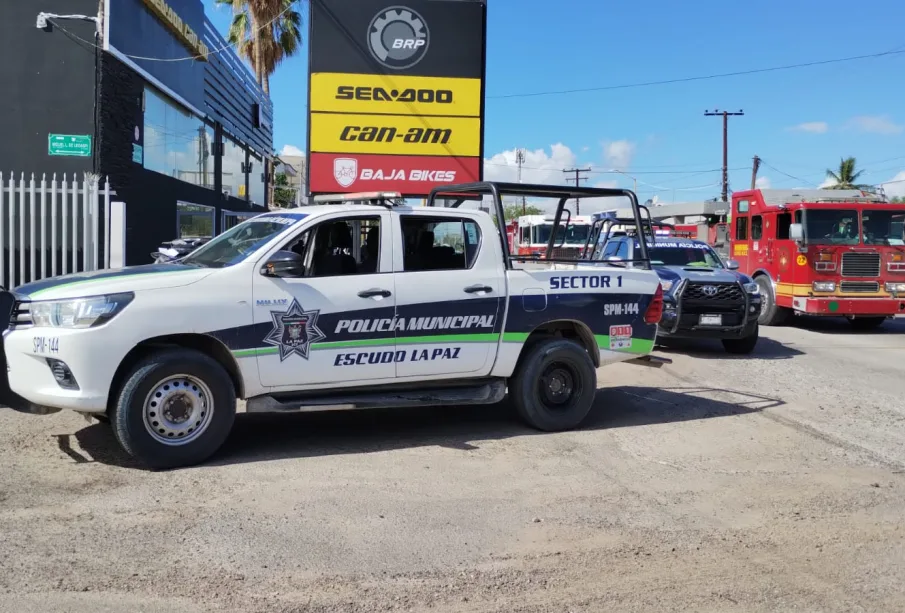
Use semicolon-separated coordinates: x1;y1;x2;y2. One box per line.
824;157;872;191
504;203;543;221
890;196;903;203
272;172;296;208
215;0;302;95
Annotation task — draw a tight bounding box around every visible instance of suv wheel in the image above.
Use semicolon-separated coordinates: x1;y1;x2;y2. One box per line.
510;338;597;431
112;349;237;470
721;324;759;354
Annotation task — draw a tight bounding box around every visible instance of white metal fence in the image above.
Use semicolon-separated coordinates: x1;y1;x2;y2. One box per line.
1;172;114;290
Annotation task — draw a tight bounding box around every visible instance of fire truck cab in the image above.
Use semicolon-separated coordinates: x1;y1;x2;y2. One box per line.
729;188;905;328
509;214;593;259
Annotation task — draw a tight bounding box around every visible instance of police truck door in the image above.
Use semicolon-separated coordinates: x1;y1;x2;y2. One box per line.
392;213;503;378
252;211;397;388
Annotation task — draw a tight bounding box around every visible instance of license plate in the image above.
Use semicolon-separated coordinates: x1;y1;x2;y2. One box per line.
699;314;722;326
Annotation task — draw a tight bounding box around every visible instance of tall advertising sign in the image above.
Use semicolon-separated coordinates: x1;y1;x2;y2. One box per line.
306;0;486;196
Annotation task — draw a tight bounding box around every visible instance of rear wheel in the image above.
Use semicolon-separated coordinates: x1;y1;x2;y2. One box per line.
112;349;236;470
848;317;886;331
510;338;597;432
722;324;759;354
755;275;789;326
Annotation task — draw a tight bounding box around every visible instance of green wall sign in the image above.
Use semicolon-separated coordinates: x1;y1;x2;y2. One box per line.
48;134;92;157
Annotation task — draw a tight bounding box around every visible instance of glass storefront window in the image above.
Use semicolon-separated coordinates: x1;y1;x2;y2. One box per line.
222;136;246;200
248;152;266;206
177;201;216;239
143;87;214;189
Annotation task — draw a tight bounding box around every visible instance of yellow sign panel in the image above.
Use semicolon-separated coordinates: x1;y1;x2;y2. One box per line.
796;254;807;266
311;73;482;118
733;243;749;256
142;0;210;59
309;112;481;157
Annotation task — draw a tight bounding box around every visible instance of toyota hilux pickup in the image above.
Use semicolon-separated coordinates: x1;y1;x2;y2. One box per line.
1;182;668;469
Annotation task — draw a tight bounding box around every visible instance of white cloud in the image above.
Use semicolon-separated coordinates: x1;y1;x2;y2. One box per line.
755;176;771;189
787;122;828;134
881;170;905;199
280;144;305;157
818;177;836;188
603;140;636;170
846;115;903;135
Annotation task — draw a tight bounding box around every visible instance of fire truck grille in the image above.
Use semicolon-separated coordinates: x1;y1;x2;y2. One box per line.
550;246;581;259
841;252;881;277
840;281;880;293
682;282;745;305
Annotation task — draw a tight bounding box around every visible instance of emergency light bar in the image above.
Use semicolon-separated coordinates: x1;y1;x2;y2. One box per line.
313;191;403;204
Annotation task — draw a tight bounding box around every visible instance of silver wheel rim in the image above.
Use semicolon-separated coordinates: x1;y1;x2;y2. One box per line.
142;375;214;446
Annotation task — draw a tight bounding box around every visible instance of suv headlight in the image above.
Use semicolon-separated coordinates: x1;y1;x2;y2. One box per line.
742;282;759;294
30;293;134;329
660;279;674;292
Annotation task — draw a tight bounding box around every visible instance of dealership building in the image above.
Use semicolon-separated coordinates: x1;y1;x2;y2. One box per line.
2;0;274;271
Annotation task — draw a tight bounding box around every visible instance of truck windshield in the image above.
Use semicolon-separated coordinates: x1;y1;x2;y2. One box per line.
862;209;905;246
535;223;590;244
181;214;305;268
647;244;724;268
803;209;860;245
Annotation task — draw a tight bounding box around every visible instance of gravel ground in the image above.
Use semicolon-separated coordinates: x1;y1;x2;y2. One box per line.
1;316;903;613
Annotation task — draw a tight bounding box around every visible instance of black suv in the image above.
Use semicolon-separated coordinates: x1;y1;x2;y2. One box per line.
596;236;762;354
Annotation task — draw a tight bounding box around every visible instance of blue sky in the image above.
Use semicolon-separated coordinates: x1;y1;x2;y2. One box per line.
205;0;905;205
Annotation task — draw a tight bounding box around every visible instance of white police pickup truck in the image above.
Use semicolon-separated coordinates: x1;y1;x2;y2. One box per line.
1;182;668;469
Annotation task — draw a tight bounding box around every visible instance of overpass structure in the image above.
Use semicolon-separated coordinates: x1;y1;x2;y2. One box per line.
607;200;732;224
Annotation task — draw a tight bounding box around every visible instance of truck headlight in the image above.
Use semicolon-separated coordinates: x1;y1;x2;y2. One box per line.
30;293;134;329
885;282;905;293
660;280;674;292
812;281;836;292
742;282;759;294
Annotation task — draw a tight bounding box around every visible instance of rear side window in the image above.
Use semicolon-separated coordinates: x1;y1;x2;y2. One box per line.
401;216;481;271
735;217;748;240
751;215;763;240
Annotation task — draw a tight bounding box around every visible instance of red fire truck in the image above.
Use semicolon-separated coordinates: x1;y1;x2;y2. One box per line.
728;188;905;328
507;214;593;259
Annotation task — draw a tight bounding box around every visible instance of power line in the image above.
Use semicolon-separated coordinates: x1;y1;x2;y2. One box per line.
487;47;905;100
759;160;818;187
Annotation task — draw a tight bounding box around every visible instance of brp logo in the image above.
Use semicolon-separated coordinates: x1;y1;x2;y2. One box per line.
701;285;719;297
367;6;429;70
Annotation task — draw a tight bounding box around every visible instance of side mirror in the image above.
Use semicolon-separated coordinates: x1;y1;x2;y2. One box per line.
725;259;740;270
261;250;305;278
789;223;804;240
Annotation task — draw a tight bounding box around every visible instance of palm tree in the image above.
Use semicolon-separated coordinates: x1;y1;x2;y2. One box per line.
215;0;302;95
824;157;873;191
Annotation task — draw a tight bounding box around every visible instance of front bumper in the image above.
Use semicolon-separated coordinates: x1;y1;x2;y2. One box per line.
657;283;762;340
790;296;905;317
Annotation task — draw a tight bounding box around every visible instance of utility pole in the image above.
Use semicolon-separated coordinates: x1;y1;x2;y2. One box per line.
515;148;526;214
704;109;744;202
750;155;761;190
562;166;591;214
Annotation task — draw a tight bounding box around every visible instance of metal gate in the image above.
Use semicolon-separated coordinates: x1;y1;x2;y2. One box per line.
0;172;114;290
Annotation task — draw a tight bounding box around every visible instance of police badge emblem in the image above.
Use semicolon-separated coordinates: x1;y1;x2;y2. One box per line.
263;299;326;361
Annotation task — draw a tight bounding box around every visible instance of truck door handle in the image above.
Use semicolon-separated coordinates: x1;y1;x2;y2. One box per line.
464;284;493;294
358;288;391;298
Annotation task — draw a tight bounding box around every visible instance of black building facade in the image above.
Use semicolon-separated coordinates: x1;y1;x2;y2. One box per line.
1;0;274;266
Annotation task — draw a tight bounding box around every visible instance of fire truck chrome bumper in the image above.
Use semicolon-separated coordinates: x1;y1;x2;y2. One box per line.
791;297;905;316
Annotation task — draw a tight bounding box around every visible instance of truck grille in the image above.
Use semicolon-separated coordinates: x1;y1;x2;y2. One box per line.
840;281;880;293
682;282;745;305
841;251;881;277
9;301;32;329
550;246;581;259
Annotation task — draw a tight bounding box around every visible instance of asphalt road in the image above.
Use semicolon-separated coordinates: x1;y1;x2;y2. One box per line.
1;316;903;613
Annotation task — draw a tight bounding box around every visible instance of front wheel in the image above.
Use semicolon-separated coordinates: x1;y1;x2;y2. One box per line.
755;276;789;326
848;317;886;331
722;324;759;354
510;338;597;432
112;349;237;470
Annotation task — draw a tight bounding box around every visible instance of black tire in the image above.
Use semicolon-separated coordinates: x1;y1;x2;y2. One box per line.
112;349;236;470
755;275;789;326
510;338;597;432
848;317;886;331
721;324;759;354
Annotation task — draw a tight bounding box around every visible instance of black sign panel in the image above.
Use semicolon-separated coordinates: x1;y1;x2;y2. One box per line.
309;0;486;79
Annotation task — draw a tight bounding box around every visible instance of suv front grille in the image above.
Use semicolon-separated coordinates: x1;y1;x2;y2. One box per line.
840;281;880;293
682;282;745;304
10;302;33;329
841;251;881;277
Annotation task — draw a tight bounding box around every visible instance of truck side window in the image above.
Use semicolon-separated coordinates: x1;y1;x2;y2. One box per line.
751;215;763;240
735;217;748;241
401;216;481;271
776;213;791;239
737;199;749;213
615;241;630;259
282;216;382;277
601;240;621;258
